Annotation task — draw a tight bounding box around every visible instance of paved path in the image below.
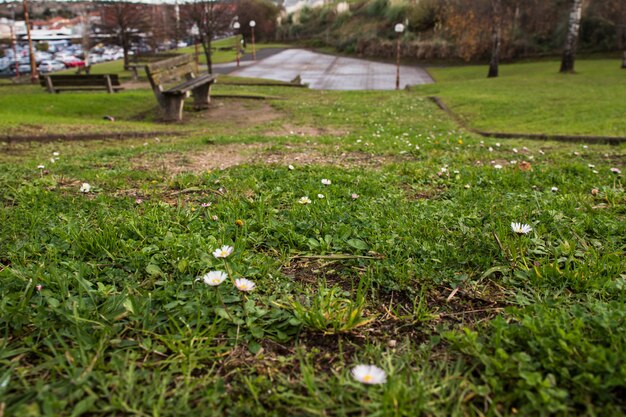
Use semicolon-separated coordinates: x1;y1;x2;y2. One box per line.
227;49;433;90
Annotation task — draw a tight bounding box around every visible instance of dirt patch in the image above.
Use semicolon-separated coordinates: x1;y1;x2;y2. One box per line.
264;124;347;137
188;99;283;127
281;257;364;291
132;143;411;174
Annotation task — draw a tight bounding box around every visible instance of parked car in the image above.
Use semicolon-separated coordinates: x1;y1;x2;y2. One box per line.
17;63;32;74
38;60;66;73
88;54;104;64
63;57;85;68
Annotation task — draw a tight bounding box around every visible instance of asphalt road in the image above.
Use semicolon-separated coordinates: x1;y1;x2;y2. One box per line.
222;49;433;90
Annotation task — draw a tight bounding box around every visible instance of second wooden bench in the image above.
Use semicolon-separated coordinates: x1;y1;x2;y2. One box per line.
40;74;124;93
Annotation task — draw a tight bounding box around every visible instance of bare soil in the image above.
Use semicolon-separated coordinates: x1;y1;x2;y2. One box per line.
132;143;411;174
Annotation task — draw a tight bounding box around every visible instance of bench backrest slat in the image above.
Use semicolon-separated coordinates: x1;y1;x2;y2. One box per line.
150;63;196;86
145;55;198;93
146;54;193;74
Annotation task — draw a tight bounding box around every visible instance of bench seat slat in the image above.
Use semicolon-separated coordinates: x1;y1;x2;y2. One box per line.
163;74;216;95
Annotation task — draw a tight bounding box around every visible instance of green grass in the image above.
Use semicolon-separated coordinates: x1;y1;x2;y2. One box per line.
421;59;626;137
1;58;625;416
176;38;289;65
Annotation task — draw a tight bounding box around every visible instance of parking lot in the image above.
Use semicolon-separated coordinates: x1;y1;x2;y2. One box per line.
0;42;146;77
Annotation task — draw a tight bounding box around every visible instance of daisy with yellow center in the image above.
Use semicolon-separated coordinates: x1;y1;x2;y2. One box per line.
511;222;532;235
351;364;387;385
234;278;256;292
212;245;234;258
200;271;227;286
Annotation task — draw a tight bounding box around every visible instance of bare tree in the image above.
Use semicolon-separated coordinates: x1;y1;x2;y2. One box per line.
181;0;235;74
487;0;502;78
97;2;150;69
560;0;584;73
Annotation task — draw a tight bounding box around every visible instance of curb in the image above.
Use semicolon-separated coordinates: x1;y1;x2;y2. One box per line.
2;130;187;144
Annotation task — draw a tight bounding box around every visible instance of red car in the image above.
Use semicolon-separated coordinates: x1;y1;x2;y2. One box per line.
63;57;85;68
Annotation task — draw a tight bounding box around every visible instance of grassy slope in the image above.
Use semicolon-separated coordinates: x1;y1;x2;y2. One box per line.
421;59;626;137
0;60;625;416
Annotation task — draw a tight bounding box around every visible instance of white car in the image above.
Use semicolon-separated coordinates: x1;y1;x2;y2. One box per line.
88;54;104;64
38;60;66;73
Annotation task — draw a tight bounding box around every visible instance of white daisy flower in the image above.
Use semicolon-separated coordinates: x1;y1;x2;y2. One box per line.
488;147;494;152
288;164;295;170
212;245;234;258
37;165;45;169
538;150;545;155
512;148;518;153
79;183;91;193
551;187;558;192
511;222;532;235
351;193;359;199
495;143;501;147
298;196;312;204
610;167;621;174
200;271;227;286
351;365;387;385
52;151;60;156
588;164;595;168
494;164;503;169
317;194;325;199
234;278;255;292
321;179;331;185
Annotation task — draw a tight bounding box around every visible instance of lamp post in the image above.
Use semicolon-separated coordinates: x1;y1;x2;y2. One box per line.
233;21;241;67
249;20;256;61
23;0;38;83
394;23;404;90
190;24;199;73
9;4;19;77
10;24;19;77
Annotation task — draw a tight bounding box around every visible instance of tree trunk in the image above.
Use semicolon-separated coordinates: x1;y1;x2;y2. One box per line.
206;36;213;75
122;33;130;70
487;0;502;78
560;0;584;73
201;33;213;75
622;51;626;69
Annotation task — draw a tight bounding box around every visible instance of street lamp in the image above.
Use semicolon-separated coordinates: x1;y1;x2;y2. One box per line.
23;0;38;83
394;23;405;90
190;24;199;73
249;20;256;61
233;21;241;67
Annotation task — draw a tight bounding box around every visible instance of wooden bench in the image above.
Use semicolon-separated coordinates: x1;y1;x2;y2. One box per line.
145;54;216;122
40;74;124;94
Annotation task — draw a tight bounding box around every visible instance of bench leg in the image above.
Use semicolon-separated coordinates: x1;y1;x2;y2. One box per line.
192;82;213;110
162;95;185;122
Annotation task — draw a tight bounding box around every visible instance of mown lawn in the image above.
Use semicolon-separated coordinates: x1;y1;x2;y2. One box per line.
421;59;626;137
0;59;625;416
